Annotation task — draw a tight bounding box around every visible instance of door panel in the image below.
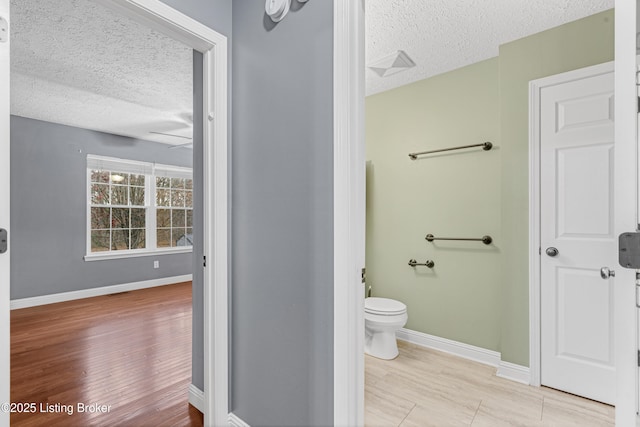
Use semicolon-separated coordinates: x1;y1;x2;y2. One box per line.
540;70;616;405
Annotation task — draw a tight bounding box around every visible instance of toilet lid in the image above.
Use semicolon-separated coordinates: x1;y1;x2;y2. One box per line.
365;297;406;315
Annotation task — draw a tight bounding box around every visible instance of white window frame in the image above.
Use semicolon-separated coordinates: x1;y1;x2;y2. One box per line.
84;154;194;261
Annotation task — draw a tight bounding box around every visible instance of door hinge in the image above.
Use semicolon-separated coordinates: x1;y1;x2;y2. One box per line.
0;17;7;44
0;229;7;254
637;350;640;367
203;255;206;268
361;267;366;283
637;96;640;113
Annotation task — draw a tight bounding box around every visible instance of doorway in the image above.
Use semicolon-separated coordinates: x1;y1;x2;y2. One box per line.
0;0;228;425
530;62;616;405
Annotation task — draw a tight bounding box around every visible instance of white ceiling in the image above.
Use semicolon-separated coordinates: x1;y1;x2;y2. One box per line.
10;0;193;145
366;0;614;96
10;0;615;131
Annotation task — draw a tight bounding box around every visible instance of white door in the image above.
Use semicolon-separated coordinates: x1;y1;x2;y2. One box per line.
0;0;9;424
540;69;616;405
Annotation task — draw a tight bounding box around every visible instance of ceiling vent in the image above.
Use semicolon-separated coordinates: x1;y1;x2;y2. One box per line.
368;50;416;78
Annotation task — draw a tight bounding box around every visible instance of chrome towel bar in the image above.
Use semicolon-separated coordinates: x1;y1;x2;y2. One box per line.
408;259;435;268
409;141;492;160
425;234;493;245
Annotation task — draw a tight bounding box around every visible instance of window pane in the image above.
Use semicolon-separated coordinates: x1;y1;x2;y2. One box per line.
91;184;110;205
157;229;171;248
186;210;193;227
130;229;146;250
112;229;130;250
173;228;187;246
185;190;193;208
186;228;193;246
156;189;170;206
131;208;145;228
110;172;129;185
91;230;110;252
91;170;109;183
130;174;145;186
172;209;186;228
130;186;145;206
112;208;130;229
171;177;185;188
185;179;193;190
171;190;185;207
157;209;171;228
112;185;129;205
91;207;110;229
156;176;170;188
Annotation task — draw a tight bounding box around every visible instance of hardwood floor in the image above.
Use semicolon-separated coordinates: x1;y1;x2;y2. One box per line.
366;340;615;426
10;282;203;427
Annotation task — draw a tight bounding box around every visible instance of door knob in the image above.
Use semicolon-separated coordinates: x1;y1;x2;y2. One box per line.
545;247;559;257
600;267;615;279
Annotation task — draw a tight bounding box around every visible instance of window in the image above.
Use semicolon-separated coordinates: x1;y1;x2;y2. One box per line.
86;155;193;260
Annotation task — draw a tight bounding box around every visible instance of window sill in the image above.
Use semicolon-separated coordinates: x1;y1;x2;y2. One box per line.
84;247;193;262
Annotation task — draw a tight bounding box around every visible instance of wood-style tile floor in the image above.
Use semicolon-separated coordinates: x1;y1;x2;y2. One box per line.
10;282;203;427
366;340;615;427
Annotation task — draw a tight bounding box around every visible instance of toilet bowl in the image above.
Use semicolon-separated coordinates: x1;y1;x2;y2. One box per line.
364;297;408;360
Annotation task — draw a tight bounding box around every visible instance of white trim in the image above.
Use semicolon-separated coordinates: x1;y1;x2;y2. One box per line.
74;3;229;425
188;383;205;413
10;274;192;310
396;328;501;367
614;0;639;423
496;361;531;385
333;0;365;426
528;61;615;391
228;413;251;427
0;0;10;422
202;33;229;427
84;247;192;261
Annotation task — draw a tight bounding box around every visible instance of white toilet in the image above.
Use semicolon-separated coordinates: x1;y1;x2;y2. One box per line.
364;297;408;360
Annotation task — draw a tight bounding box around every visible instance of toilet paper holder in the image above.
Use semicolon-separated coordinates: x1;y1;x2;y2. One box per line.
408;259;435;268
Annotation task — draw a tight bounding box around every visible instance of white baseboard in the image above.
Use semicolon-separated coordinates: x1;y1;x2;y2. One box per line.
229;412;251;427
10;274;193;310
189;385;251;427
188;383;205;413
396;328;501;367
496;361;531;385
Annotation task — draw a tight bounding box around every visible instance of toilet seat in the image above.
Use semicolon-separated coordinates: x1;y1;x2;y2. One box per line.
365;297;407;316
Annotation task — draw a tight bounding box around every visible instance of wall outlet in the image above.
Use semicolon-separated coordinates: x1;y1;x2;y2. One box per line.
153;260;159;269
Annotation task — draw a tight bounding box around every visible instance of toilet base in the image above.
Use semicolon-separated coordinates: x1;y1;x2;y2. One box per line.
365;329;400;360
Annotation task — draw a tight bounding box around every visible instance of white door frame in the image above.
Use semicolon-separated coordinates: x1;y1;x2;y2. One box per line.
333;0;365;425
2;1;229;426
0;0;10;425
613;0;639;424
528;60;615;388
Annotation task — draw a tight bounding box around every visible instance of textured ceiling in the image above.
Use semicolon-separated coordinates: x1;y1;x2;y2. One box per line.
10;0;192;145
366;0;614;96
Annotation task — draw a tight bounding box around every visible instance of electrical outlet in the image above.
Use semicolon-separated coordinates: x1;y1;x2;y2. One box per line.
153;260;159;269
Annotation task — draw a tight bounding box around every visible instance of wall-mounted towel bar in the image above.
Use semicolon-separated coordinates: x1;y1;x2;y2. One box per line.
425;234;493;245
409;141;492;160
408;259;435;268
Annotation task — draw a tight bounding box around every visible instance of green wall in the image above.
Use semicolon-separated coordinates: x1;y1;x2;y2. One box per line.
366;58;502;351
365;9;614;365
499;10;614;366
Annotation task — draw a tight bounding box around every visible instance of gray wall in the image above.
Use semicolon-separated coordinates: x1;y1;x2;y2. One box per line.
10;115;193;300
158;0;232;394
232;1;334;425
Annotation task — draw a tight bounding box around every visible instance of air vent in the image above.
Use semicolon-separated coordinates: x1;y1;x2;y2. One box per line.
368;50;416;78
